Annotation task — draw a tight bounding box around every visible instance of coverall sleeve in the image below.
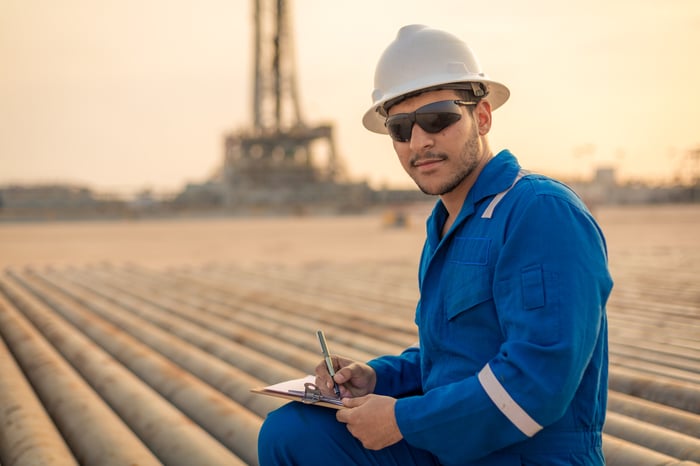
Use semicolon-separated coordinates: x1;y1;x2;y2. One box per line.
368;346;423;397
394;192;612;464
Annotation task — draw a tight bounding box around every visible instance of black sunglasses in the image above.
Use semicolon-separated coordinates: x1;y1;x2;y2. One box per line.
385;99;476;142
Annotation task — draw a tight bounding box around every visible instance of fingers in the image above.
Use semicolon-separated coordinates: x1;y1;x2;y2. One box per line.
336;397;367;423
336;407;348;423
314;357;377;398
333;366;349;384
315;355;346;377
315;356;350;397
341;395;368;409
314;361;335;396
335;395;402;450
334;362;361;384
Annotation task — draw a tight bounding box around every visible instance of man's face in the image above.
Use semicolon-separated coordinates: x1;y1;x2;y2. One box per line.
387;89;489;198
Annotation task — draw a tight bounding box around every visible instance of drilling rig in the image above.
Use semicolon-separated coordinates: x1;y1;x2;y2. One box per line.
222;0;368;211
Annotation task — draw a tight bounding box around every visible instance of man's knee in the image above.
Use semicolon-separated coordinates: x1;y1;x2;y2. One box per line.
259;403;344;465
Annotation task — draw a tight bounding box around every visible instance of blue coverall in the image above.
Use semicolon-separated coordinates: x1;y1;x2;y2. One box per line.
259;150;613;465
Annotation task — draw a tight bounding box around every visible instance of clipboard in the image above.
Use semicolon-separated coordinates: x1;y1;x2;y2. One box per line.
251;375;344;409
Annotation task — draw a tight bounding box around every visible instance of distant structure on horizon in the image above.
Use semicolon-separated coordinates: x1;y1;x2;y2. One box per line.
1;165;697;221
564;167;697;206
211;0;374;213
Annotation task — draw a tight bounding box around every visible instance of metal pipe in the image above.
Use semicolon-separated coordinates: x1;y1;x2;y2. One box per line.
609;365;700;414
37;268;288;417
113;266;382;362
10;270;263;466
603;434;698;466
607;391;700;439
610;355;700;386
70;268;322;372
604;412;700;462
0;275;246;466
0;303;78;466
177;266;418;338
610;341;700;375
67;266;308;384
0;281;162;466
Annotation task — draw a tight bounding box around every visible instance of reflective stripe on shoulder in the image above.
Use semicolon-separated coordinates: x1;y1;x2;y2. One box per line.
481;169;530;219
478;364;543;437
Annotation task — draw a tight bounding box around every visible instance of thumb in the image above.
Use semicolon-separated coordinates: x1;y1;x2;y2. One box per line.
334;366;353;384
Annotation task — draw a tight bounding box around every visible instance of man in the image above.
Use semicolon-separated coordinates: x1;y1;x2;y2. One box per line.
259;24;612;465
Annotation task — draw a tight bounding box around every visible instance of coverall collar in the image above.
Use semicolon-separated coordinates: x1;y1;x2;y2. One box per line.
428;149;521;246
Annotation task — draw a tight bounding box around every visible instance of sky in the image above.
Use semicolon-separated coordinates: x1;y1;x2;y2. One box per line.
1;0;699;196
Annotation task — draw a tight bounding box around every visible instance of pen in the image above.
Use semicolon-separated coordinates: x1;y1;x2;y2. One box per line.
316;329;342;398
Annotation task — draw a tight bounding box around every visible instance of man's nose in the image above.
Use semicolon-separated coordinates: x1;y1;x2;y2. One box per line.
409;124;435;152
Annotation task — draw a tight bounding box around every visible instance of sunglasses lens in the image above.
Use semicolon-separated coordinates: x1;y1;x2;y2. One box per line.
416;112;462;134
386;118;413;142
385;100;464;142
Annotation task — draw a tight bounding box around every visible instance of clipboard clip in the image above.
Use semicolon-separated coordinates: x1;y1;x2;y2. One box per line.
302;382;323;404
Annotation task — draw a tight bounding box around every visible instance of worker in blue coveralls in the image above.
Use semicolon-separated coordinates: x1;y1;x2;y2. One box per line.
259;24;613;465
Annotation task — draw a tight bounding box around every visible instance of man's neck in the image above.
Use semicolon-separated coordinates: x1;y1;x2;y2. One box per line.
439;152;493;222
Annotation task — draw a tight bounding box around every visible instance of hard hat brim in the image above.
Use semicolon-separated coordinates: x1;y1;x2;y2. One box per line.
362;79;510;135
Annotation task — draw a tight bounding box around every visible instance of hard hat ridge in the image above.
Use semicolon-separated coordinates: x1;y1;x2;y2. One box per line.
363;24;510;134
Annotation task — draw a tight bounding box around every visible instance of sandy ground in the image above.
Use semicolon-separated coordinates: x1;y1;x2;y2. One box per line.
1;203;698;271
0;210;430;269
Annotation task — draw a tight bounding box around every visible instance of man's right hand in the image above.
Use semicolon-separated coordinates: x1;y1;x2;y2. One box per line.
315;356;377;399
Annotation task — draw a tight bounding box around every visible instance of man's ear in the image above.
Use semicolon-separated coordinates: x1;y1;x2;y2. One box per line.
475;100;492;135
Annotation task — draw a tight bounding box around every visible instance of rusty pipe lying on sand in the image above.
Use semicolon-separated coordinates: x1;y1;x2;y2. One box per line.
603;434;699;466
0;275;246;466
35;268;288;418
604;411;700;463
64;266;306;385
609;365;700;414
0;312;78;466
607;390;700;439
0;283;162;466
9;270;263;466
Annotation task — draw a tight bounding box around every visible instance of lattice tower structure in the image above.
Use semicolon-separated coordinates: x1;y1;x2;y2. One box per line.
223;0;341;207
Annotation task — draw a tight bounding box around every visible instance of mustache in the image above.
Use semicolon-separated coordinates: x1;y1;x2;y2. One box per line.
410;152;448;167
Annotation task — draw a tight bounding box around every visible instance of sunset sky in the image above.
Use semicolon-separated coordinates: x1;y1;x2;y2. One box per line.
1;0;698;195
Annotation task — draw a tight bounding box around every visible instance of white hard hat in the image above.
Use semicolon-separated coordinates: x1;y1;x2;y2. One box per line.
362;24;510;134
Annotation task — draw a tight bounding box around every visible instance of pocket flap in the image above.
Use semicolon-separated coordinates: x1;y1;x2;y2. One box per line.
445;269;493;320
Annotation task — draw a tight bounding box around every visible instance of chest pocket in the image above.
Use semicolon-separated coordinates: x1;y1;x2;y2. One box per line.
444;236;494;320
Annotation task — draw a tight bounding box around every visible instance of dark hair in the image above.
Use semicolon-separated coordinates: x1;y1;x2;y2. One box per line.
382;82;486;115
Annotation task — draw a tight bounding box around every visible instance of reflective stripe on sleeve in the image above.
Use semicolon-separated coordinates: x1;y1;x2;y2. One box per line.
478;364;543;437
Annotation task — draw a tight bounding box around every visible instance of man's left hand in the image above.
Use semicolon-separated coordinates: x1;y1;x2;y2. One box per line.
336;394;403;450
